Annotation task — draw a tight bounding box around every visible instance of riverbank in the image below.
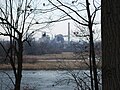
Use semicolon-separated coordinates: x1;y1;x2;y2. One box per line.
0;60;101;70
0;53;101;70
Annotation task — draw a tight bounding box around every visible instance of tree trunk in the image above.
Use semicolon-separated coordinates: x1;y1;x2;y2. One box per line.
14;33;23;90
102;0;120;90
86;0;98;90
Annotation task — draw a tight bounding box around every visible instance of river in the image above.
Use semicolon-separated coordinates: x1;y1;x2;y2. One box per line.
0;70;95;90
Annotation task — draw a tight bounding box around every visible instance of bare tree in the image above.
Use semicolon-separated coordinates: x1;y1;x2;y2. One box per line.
0;0;51;90
46;0;101;90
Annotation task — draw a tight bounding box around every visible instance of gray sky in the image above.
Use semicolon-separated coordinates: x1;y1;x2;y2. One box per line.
0;0;101;41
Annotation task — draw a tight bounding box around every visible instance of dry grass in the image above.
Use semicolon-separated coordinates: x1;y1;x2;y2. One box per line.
0;52;101;70
23;52;84;61
0;61;90;70
24;60;90;70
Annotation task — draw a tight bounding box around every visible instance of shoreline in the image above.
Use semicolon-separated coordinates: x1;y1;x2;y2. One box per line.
0;54;101;71
0;68;90;71
0;61;90;70
0;62;101;71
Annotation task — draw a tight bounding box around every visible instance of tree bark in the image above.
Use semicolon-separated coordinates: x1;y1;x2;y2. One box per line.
14;33;23;90
102;0;120;90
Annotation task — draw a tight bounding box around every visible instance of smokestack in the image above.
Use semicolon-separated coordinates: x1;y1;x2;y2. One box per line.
68;22;70;44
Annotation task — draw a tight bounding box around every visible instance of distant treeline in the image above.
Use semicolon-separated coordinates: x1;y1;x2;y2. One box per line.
0;39;101;56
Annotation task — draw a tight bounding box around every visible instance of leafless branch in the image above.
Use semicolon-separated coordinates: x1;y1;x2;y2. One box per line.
56;0;88;23
2;71;15;86
48;0;88;26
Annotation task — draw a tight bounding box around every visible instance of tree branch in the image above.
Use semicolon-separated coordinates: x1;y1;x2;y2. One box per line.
0;17;20;34
56;0;88;23
48;0;88;26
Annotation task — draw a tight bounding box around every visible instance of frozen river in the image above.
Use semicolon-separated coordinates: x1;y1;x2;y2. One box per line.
0;70;92;90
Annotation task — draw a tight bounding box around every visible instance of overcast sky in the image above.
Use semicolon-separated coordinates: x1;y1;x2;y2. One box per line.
35;0;101;41
0;0;101;41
